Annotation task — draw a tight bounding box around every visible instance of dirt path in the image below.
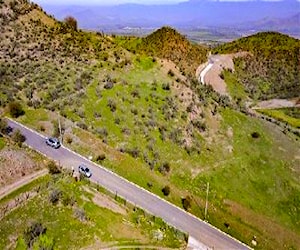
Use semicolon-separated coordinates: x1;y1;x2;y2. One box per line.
252;98;300;109
0;169;47;200
197;52;248;96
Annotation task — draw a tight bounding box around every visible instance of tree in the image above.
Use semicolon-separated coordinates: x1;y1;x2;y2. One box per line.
8;101;24;118
64;16;77;30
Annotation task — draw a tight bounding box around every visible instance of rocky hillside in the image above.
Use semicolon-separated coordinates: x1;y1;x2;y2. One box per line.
213;32;300;100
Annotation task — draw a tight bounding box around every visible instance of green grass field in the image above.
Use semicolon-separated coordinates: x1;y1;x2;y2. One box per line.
257;108;300;128
0;174;186;249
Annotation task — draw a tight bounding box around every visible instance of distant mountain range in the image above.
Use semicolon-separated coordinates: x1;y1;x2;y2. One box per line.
40;0;300;37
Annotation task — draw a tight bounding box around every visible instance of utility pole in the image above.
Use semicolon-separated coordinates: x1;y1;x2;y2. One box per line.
58;115;62;144
204;182;209;221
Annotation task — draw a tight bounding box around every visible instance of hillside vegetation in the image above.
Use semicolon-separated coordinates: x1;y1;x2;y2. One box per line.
1;1;300;249
213;32;300;100
115;26;208;78
0;169;185;249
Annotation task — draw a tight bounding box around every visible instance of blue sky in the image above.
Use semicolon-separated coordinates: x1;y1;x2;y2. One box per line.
33;0;186;5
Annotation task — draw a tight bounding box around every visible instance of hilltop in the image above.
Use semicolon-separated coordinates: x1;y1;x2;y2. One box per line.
115;26;207;78
213;32;300;100
138;27;208;78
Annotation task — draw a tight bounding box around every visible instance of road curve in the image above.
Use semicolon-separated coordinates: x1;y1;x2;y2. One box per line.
7;118;250;250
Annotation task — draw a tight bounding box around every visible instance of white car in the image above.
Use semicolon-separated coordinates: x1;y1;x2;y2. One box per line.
78;164;92;178
46;137;61;149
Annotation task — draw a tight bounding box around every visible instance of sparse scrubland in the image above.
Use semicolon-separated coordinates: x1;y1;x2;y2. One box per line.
0;0;300;249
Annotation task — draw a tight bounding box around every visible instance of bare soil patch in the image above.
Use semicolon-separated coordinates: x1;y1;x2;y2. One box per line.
83;187;127;215
201;52;248;96
253;98;300;109
0;148;43;188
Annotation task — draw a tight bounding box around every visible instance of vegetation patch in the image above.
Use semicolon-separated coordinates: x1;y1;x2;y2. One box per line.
0;173;186;249
257;108;300;128
213;32;300;100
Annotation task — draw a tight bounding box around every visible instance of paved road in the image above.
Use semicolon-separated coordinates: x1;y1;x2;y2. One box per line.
7;118;250;250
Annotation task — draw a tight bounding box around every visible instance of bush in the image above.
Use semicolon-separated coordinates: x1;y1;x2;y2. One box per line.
96;153;106;162
65;136;73;144
8;101;24;118
162;83;170;90
73;207;87;221
251;131;260;138
104;81;114;89
23;222;46;248
62;193;75;207
11;129;26;145
107;99;116;112
168;69;175;77
162;186;170;196
181;196;192;211
158;162;171;175
47;161;61;174
49;189;61;205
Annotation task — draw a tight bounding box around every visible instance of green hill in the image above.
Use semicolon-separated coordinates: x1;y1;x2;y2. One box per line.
1;1;300;249
115;26;208;78
213;32;300;100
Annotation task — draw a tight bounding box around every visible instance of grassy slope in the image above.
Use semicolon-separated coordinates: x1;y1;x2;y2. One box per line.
213;32;300;100
257;108;300;129
0;174;185;249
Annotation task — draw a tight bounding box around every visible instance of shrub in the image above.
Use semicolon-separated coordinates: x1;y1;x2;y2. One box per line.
47;161;61;174
162;83;170;90
38;124;45;132
168;69;175;77
162;186;170;196
49;189;61;205
107;99;116;112
23;222;46;248
96;127;108;138
181;196;192;211
158;162;171;175
62;194;75;207
8;101;24;118
77;122;88;130
65;136;73;144
73;207;87;221
104;81;114;89
96;153;106;162
11;129;26;145
251;131;260;138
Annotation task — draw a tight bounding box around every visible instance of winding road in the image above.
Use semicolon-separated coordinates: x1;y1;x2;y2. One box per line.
7;118;250;250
